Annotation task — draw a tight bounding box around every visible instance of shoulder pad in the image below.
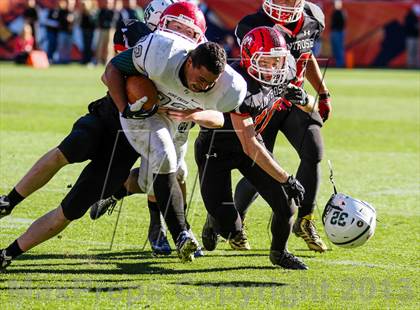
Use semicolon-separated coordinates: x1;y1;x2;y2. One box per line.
304;2;325;30
286;54;297;81
114;19;151;49
235;11;272;45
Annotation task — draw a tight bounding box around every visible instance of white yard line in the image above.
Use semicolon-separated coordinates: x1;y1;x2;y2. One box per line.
310;258;420;271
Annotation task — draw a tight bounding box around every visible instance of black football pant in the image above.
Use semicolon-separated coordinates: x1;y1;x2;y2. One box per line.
59;96;139;220
234;105;324;219
195;134;296;252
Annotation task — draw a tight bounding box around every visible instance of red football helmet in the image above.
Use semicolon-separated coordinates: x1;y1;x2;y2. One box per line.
157;1;206;44
262;0;305;23
240;26;289;86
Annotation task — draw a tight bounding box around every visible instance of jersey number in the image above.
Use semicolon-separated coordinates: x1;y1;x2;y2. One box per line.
158;92;193;110
330;211;349;226
293;52;311;87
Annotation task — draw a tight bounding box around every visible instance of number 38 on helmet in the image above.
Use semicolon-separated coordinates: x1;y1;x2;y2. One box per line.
322;193;376;248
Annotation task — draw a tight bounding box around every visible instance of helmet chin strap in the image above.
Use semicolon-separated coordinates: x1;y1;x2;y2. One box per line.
327;160;338;195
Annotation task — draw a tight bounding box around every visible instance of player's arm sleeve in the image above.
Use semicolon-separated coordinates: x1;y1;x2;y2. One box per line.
113;20;125;52
110;49;138;75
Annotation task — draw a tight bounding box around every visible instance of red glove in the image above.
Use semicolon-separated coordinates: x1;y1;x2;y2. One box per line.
318;92;332;122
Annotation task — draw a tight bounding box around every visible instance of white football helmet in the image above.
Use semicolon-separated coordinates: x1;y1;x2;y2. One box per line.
144;0;179;31
322;193;376;248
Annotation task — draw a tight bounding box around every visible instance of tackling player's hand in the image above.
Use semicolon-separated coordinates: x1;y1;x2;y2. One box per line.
282;175;305;206
161;108;202;122
318;92;331;122
284;84;309;106
122;96;158;119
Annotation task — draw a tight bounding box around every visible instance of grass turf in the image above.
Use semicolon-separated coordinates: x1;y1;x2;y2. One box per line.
0;63;419;309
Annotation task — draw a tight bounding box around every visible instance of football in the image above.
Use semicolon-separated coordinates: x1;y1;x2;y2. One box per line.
126;75;158;111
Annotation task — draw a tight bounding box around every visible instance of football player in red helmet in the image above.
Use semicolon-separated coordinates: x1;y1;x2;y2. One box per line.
114;1;206;54
234;0;330;253
262;0;305;24
240;27;290;86
157;1;206;44
198;26;309;270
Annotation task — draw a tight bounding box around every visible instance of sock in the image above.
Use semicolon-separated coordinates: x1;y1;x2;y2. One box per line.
148;200;164;241
233;178;259;221
153;173;186;243
113;185;131;200
184;203;191;230
297;205;315;218
5;240;23;259
7;188;25;210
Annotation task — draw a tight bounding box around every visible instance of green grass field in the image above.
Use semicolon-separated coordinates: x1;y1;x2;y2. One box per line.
0;63;419;309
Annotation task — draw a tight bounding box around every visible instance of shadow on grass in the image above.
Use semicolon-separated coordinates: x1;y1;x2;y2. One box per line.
6;263;275;276
19;250;152;261
0;281;287;295
0;285;140;291
176;281;287;287
6;251;277;276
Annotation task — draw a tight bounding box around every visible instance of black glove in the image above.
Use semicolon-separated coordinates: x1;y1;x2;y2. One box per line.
282;175;305;205
284;84;309;106
122;102;158;119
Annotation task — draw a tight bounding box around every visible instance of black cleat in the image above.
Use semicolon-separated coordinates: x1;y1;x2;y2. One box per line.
0;196;12;220
269;250;308;270
201;214;218;251
0;249;12;271
90;196;118;220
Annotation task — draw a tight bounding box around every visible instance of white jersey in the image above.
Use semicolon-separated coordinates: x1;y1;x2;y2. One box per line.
120;32;247;175
131;31;247;113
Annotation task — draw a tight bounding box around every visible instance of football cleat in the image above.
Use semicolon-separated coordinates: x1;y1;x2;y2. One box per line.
293;214;327;253
176;230;198;263
0;249;12;271
269;250;308;270
228;229;251;251
0;195;12;220
201;214;219;251
89;196;118;220
194;246;205;258
150;236;172;256
188;229;205;258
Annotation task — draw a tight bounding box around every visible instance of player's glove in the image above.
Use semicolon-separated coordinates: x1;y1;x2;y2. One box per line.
284;84;309;106
122;96;158;119
282;175;305;206
318;92;332;122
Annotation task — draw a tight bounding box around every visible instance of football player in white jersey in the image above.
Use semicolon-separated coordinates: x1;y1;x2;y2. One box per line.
91;1;211;257
102;31;247;262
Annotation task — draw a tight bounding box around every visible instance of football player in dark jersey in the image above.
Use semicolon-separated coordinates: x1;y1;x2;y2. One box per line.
233;0;330;253
197;26;308;270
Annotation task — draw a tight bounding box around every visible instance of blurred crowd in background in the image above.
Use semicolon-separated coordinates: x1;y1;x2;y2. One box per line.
0;0;419;68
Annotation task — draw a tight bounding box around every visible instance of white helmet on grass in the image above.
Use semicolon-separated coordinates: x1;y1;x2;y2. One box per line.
322;193;376;248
